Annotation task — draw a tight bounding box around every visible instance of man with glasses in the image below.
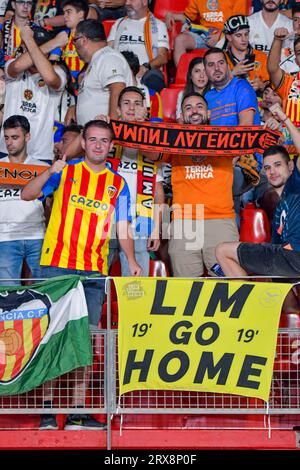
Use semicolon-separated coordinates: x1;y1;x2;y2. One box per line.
74;19;132;123
0;0;33;65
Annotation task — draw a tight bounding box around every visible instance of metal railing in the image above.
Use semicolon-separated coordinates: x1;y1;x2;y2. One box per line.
0;277;299;448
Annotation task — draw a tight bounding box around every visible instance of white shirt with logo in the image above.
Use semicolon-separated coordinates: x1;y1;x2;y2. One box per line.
248;11;297;74
0;156;47;241
76;46;133;126
108;17;169;65
0;62;67;161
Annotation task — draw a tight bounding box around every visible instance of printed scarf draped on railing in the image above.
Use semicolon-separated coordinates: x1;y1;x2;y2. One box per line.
111;120;282;156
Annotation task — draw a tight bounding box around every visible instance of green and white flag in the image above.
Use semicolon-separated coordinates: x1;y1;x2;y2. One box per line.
0;275;93;395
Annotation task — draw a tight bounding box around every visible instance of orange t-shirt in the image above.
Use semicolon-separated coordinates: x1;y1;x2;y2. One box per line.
184;0;248;30
165;154;235;220
276;71;300;127
226;49;269;83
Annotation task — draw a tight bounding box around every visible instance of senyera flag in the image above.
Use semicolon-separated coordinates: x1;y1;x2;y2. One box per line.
0;275;92;395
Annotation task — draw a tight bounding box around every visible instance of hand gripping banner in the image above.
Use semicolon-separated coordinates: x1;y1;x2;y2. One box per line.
111;120;282;156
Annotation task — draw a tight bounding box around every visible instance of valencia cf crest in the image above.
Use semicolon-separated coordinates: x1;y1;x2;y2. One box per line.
0;290;51;383
207;0;218;10
107;185;117;198
24;89;33;100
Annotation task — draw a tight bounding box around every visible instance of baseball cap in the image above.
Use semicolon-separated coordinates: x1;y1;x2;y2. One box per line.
223;15;249;35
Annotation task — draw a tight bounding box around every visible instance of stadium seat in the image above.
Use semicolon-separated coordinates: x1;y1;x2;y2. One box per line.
153;0;189;20
171;50;206;87
239;203;271;243
160;87;183;122
149;258;171;277
102;19;115;38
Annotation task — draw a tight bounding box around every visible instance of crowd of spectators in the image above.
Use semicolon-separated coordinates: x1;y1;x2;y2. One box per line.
0;0;300;428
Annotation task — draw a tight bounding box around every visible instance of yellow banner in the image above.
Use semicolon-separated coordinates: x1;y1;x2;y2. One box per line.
114;278;292;401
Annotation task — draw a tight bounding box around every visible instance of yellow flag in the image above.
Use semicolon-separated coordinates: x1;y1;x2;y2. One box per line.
114;278;292;401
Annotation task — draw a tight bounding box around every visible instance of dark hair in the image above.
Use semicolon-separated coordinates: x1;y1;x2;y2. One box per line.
203;47;227;65
263;145;290;164
294;36;300;50
76;19;106;41
61;0;89;18
3;115;30;133
121;50;140;76
82;119;114;140
117;86;145;107
292;5;300;16
62;123;83;136
181;92;208;111
183;57;210;95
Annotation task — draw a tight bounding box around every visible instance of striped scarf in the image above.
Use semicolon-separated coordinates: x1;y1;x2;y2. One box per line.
285;73;300;127
3;19;23;62
107;145;156;222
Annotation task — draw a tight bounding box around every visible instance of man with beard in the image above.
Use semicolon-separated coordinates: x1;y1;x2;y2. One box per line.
107;0;169;83
204;47;260;127
204;48;261;220
166;92;239;278
248;0;295;73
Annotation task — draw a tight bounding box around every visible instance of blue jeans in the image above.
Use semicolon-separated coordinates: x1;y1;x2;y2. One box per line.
41;266;106;327
0;239;43;285
119;237;150;277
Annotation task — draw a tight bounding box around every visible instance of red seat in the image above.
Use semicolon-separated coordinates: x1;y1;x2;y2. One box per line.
153;0;189;20
102;19;115;38
239;203;271;243
171;49;206;87
160;87;183;122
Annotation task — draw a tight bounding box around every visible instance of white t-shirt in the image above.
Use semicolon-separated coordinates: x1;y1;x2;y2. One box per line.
248;11;297;74
76;46;133;125
0;0;8;17
0;62;67;161
117;147;163;219
0;156;47;241
108;16;169;65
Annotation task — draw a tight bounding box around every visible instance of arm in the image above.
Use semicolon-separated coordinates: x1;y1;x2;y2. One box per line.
267;28;287;89
96;0;125;7
149;47;168;69
147;180;164;252
21;155;67;201
116;220;142;276
39;15;65;28
238;109;255;126
165;12;186;30
108;81;125;119
7;29;68;79
269;103;300;171
20;27;64;90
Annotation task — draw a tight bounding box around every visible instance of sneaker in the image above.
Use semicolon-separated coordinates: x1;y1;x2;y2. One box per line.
64;414;106;430
39;414;58;430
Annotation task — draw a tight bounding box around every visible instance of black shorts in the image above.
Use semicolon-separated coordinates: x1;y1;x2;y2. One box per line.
237;243;300;281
